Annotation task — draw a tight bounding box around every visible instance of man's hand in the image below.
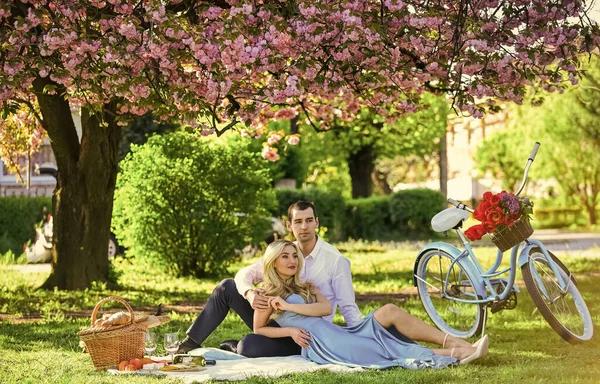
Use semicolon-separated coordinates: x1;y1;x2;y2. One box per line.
268;296;289;311
246;289;270;311
288;327;311;348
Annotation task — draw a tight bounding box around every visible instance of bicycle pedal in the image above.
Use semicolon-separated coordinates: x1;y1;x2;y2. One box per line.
490;301;504;314
490;292;518;313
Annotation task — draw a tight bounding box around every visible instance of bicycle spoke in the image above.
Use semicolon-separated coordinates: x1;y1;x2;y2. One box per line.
523;251;593;341
417;251;483;338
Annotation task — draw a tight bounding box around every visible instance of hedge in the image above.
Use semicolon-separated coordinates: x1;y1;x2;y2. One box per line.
389;188;445;235
0;196;52;255
344;195;395;241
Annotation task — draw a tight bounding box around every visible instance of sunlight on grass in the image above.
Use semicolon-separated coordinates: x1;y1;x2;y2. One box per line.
1;242;599;383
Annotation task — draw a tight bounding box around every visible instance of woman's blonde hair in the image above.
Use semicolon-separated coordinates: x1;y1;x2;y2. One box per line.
262;239;315;317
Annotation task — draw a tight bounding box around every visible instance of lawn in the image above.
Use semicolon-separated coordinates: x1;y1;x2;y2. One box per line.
1;241;599;384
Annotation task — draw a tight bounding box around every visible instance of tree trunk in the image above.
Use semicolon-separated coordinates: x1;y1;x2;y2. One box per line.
588;208;597;225
439;134;448;200
372;168;392;195
348;145;374;198
33;78;121;290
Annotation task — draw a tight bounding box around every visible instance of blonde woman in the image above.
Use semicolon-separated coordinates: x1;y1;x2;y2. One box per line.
252;240;489;369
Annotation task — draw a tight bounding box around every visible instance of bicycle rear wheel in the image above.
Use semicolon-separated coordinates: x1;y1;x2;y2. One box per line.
415;250;485;338
521;247;594;344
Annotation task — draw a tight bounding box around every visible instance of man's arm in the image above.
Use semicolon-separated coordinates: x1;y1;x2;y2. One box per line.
234;258;265;297
235;258;270;310
332;256;362;326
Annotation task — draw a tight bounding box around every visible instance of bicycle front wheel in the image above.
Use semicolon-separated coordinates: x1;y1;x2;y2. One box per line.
416;250;485;338
521;248;594;344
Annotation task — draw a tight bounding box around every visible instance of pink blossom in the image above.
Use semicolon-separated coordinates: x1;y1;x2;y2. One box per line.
261;145;280;162
267;133;282;145
274;109;297;120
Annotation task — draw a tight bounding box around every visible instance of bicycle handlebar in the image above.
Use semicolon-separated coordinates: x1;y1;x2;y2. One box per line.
529;142;540;162
515;142;541;196
447;198;474;213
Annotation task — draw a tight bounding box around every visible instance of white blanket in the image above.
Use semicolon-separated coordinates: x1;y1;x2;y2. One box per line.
109;348;363;382
162;355;363;383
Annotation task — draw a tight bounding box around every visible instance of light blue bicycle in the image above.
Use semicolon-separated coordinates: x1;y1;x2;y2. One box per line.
413;143;594;344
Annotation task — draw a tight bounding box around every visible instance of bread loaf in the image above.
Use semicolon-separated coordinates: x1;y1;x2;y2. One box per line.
103;311;131;326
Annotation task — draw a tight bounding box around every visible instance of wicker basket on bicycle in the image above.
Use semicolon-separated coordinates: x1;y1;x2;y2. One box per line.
78;296;168;370
490;218;534;252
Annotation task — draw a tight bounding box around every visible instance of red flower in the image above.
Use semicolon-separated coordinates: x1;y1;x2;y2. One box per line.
483;221;497;233
473;200;490;221
489;194;501;206
486;207;504;226
465;224;486;241
466;190;533;242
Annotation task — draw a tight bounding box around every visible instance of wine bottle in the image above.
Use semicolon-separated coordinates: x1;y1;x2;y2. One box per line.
172;354;216;366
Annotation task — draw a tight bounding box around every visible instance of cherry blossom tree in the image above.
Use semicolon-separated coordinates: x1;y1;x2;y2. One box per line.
1;0;598;289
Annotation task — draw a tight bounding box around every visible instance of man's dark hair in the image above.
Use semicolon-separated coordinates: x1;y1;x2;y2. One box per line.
287;201;316;221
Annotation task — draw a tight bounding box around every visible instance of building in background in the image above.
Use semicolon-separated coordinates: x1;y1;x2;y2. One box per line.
0;109;82;197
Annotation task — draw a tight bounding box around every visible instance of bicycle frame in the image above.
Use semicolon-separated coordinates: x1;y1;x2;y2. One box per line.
415;225;570;306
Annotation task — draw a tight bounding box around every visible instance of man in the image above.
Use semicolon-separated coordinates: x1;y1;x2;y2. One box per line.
178;200;361;356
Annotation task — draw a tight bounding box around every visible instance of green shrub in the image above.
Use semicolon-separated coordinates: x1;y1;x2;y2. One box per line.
389;189;445;235
112;132;275;278
274;188;346;242
344;196;395;241
0;196;52;256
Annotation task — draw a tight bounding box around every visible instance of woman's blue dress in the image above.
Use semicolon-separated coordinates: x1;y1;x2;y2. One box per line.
275;294;457;370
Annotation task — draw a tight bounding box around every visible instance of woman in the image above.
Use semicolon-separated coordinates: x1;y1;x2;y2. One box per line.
253;239;488;369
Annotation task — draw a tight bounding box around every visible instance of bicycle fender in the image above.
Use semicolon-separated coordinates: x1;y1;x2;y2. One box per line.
518;243;538;268
413;242;481;288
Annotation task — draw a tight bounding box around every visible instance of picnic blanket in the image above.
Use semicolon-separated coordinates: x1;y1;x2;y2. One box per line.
113;348;363;383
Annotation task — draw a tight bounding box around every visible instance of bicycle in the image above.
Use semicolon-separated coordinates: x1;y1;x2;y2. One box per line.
413;142;594;344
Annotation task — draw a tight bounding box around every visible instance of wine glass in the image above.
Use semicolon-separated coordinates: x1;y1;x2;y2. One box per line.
144;331;156;357
164;333;179;361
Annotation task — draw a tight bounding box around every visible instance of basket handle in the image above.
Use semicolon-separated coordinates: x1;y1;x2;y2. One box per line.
90;296;136;327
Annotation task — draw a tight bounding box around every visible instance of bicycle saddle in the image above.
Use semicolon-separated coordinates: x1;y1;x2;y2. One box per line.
431;207;470;232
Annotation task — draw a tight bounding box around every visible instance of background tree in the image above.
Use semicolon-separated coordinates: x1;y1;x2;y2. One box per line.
477;54;600;225
321;94;448;198
0;1;598;289
475;129;529;192
536;59;600;225
119;113;178;160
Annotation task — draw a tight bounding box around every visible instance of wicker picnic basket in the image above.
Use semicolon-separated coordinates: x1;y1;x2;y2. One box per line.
490;218;534;252
77;296;147;370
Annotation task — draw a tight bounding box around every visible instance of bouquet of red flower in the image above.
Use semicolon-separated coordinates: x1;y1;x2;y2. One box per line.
465;191;534;241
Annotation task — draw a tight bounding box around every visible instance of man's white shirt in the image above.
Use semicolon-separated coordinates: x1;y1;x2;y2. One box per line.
234;237;362;326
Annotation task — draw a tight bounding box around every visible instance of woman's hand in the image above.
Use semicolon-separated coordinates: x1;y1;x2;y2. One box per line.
268;296;289;311
288;327;311;348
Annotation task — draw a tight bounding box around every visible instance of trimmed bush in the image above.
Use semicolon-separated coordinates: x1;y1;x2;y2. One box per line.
0;196;52;256
112;132;275;278
344;195;395;241
389;189;445;234
274;188;345;242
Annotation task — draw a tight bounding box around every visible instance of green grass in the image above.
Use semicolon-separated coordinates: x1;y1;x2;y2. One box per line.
1;243;599;383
